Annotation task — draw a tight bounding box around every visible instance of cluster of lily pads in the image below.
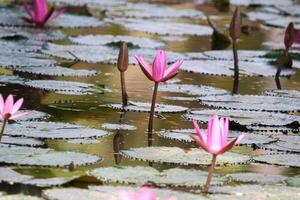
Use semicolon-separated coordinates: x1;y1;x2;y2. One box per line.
0;0;300;199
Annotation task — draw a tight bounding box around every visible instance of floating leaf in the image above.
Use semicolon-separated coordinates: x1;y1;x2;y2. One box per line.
67;139;101;144
70;35;165;49
157;84;229;96
285;175;300;187
158;129;275;146
0;167;76;187
258;142;300;153
230;0;293;6
88;166;228;188
121;147;251;166
0;54;57;68
198;94;300;112
0;194;43;200
0;136;44;147
264;89;300;99
184;109;300;127
245;125;298;133
48;0;125;7
111;18;213;36
202;50;268;61
0;74;25;85
180;60;293;77
229;172;286;184
265;16;300;29
13;110;50;121
254;153;300;167
107;101;188;113
5;121;112;139
0;146;101;167
101;123;137;131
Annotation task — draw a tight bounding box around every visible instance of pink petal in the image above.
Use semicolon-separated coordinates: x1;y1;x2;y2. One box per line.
137;187;156;200
10;111;31;120
215;135;242;155
192;120;207;143
33;0;48;22
168;196;177;200
207;115;222;152
235;134;244;144
48;8;65;21
119;190;137;200
3;94;14;114
0;94;4;113
190;134;212;154
11;98;24;115
21;0;34;19
135;55;153;81
163;59;183;80
152;50;166;82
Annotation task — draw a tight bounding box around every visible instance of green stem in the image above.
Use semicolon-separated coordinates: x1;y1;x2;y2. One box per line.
148;82;159;146
0;119;7;142
204;154;217;193
232;39;239;95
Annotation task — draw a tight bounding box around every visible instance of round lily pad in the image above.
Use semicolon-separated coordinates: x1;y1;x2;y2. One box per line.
254;153;300;167
157;84;229;96
265;16;300;29
229;172;286;184
258;141;300;153
70;34;165;49
264;89;300;99
121;147;251;166
67;139;101;145
285;175;300;187
184;109;300;127
107;101;188;113
48;0;125;7
202;50;268;61
5;121;112;139
230;0;293;6
0;74;25;85
0;146;101;167
13;110;50;121
1;136;44;147
198;94;300;112
88;166;228;188
0;195;43;200
101;123;137;131
158;129;275;146
180;60;293;77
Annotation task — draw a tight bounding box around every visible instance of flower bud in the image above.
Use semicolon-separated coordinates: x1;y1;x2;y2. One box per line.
229;7;241;40
117;42;129;72
284;22;296;51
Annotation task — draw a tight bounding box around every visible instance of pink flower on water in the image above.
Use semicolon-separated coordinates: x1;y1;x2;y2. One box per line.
118;187;176;200
190;115;244;155
21;0;65;27
0;94;30;120
135;50;183;83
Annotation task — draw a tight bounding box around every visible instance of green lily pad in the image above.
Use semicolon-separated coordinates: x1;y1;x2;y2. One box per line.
202;50;268;61
121;147;251;166
0;146;101;167
5;121;112;139
285;175;300;187
13;110;50;121
258;135;300;153
101;123;137;131
0;194;43;200
48;0;125;7
230;0;293;6
107;101;188;113
67;139;101;145
88;166;228;188
0;74;25;85
254;153;300;167
264;89;300;99
1;136;44;147
198;94;300;112
229;172;286;184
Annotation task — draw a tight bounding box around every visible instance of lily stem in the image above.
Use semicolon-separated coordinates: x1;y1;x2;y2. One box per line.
204;154;217;193
148;82;159;145
0;118;8;142
120;72;128;107
232;39;239;95
275;69;282;90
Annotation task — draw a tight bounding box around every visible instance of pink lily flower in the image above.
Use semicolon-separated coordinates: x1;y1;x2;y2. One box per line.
21;0;65;27
190;115;244;155
135;50;183;83
118;187;176;200
0;94;30;120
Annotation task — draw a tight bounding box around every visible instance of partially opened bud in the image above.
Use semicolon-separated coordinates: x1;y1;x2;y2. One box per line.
229;7;241;40
284;22;296;50
117;42;129;72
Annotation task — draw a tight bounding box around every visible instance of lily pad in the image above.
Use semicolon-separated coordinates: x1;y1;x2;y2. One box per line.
0;54;57;68
264;89;300;99
265;16;300;29
111;18;213;36
229;172;286;184
198;94;300;112
67;139;101;144
0;74;25;85
13;110;50;121
101;123;137;131
5;121;112;139
184;109;300;127
88;166;228;188
230;0;293;6
0;146;101;167
106;3;204;19
24;80;107;95
107;101;188;113
69;35;165;49
158;129;275;146
0;136;44;147
258;141;300;153
0;167;76;187
121;147;251;166
48;0;125;7
285;175;300;187
254;153;300;167
180;60;293;77
202;50;268;61
157;84;229;96
0;195;43;200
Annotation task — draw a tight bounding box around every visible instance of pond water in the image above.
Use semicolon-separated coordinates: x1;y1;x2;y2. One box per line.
0;0;300;199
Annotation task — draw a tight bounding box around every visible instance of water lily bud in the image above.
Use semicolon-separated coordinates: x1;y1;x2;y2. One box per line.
117;42;129;72
284;22;296;50
229;7;241;40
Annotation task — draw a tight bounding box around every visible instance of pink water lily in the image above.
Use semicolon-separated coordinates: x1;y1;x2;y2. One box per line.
21;0;65;27
191;116;244;155
118;187;176;200
0;94;30;120
135;50;183;83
